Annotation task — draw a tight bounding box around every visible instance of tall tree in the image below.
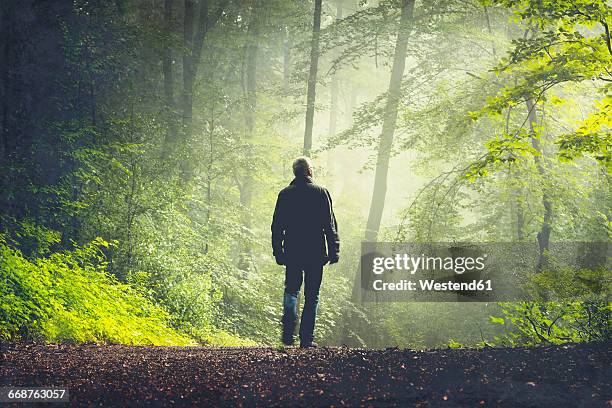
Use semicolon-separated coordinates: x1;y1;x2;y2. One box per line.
161;0;177;159
343;0;415;345
237;0;261;271
326;1;343;179
283;26;292;91
328;1;343;140
526;98;552;272
364;0;415;242
180;0;228;176
303;0;323;156
0;0;12;163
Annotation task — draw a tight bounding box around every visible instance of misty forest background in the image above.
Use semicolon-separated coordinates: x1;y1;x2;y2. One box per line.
1;0;610;348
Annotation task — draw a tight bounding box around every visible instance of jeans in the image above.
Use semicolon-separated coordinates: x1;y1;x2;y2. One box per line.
282;262;323;345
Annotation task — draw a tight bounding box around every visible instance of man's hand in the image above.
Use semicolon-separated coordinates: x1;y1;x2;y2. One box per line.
275;255;286;266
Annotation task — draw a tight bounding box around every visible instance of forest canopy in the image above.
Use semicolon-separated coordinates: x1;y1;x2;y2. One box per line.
0;0;610;347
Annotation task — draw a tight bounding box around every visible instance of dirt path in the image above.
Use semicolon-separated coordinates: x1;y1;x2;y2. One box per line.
1;342;610;407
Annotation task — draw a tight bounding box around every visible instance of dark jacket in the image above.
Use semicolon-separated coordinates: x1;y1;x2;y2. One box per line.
271;176;340;265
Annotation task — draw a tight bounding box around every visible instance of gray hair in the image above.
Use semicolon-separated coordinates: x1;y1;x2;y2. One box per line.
292;156;312;177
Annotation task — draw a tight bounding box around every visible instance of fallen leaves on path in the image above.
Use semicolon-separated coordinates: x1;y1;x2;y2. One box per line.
0;342;609;407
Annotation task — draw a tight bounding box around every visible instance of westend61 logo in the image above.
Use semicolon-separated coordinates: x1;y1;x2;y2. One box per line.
358;242;610;303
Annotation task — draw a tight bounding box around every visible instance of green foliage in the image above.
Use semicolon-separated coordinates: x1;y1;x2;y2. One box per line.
557;96;612;171
473;0;612;171
491;266;611;346
447;339;464;348
0;233;193;345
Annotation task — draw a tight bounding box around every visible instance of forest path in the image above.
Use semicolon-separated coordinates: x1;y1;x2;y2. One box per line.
1;342;609;407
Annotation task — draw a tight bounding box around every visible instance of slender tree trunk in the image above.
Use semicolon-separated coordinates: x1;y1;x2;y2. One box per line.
516;197;525;241
328;2;342;139
303;0;322;156
343;0;415;346
483;5;497;61
202;101;216;254
237;0;260;272
327;2;343;179
85;50;97;127
161;0;176;159
125;104;138;275
348;84;357;126
283;27;291;91
206;105;214;225
526;98;551;272
0;1;12;162
181;0;196;157
180;0;226;177
244;7;258;142
364;0;414;242
179;0;196;177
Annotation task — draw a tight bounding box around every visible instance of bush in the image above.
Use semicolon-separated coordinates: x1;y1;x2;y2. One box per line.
490;266;611;346
0;235;193;345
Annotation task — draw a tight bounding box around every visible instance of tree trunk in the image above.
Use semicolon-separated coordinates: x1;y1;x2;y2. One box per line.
364;0;414;242
328;2;342;139
327;2;342;179
0;1;12;162
516;196;525;241
344;0;415;346
180;0;226;177
237;0;260;272
483;5;496;61
348;84;357;126
161;0;177;159
303;0;322;156
526;98;552;272
283;27;291;91
181;0;195;151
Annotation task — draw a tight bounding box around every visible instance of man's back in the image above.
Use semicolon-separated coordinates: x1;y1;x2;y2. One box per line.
271;176;339;265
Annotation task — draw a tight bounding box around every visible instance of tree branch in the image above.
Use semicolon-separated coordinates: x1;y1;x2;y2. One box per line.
601;19;612;56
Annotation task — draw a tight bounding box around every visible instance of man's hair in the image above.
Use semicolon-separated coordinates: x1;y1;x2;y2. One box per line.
292;156;312;177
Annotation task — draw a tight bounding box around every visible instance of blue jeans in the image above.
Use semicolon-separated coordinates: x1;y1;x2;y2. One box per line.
282;263;323;345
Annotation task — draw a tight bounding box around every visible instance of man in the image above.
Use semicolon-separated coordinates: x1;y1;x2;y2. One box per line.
271;157;340;348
